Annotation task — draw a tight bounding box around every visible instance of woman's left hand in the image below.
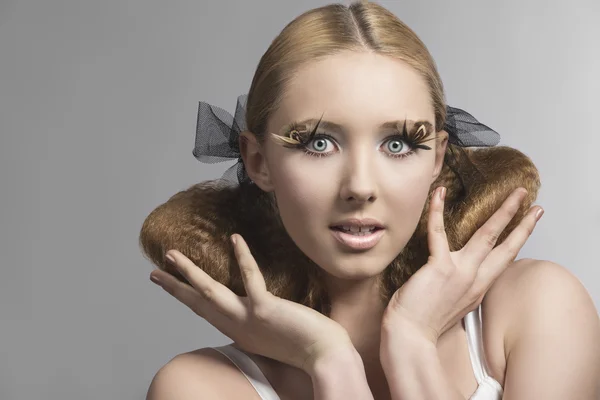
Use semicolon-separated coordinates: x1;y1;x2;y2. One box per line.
381;186;544;347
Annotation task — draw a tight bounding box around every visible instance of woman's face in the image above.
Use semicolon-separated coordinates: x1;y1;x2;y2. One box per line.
257;51;447;280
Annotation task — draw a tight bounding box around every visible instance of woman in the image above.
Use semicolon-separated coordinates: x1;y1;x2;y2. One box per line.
140;2;600;399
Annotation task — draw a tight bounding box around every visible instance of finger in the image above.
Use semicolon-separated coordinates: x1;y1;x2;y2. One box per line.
150;269;210;314
427;186;451;259
460;187;527;268
150;269;244;334
473;205;543;288
165;250;244;318
232;234;267;301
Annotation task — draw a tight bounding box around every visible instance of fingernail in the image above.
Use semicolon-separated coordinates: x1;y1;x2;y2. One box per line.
535;208;544;221
231;234;237;245
165;252;175;264
518;188;528;199
439;187;446;201
150;274;161;285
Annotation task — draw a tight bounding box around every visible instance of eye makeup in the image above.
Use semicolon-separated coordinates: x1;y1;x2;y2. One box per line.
269;115;436;160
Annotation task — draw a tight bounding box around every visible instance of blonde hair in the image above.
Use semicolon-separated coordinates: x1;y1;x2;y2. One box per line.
139;1;540;315
246;1;446;142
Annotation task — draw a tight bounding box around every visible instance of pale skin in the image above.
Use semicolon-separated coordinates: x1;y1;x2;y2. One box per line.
146;51;600;399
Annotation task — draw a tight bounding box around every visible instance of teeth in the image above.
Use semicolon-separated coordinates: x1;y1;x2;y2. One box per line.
340;225;376;233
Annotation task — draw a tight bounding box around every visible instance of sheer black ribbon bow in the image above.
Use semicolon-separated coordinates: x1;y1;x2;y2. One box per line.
193;94;500;185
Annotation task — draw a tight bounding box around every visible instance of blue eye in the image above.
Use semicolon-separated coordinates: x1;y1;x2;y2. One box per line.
302;134;416;160
307;136;334;153
386;138;406;154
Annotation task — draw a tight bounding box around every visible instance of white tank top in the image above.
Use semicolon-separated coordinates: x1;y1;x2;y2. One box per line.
211;304;503;400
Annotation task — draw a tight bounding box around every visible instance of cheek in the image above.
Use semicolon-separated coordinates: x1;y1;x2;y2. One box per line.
376;166;433;247
267;160;336;259
381;168;432;208
271;164;332;224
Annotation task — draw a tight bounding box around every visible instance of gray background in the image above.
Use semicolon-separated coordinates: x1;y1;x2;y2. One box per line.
1;0;598;398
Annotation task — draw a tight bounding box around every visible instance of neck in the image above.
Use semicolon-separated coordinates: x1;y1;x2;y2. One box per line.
324;273;392;399
326;275;386;353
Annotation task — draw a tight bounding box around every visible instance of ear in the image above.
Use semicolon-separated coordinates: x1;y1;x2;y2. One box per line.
432;130;449;182
239;130;275;192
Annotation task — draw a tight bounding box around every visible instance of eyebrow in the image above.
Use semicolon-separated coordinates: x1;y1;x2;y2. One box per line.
280;117;434;135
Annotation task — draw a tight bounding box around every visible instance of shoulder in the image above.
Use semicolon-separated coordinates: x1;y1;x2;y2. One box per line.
483;258;600;395
484;257;599;347
485;257;598;349
484;257;588;310
146;347;263;400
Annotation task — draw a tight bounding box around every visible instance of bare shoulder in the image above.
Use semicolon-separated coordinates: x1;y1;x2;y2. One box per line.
483;257;580;314
484;257;598;344
481;257;600;384
485;257;597;333
146;347;263;400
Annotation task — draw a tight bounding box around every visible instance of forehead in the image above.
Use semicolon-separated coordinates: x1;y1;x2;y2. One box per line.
270;51;434;133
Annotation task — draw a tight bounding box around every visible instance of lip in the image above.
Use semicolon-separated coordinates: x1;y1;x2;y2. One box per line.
329;218;385;229
329;227;385;251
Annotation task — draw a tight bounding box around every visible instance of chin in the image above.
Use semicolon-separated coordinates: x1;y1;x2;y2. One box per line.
323;267;384;281
315;251;394;281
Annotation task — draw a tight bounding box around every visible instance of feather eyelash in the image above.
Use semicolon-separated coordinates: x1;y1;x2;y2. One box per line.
270;115;435;152
270;115;324;147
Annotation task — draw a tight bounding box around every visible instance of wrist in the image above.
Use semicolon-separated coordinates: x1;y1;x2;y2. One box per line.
380;333;463;400
308;346;375;400
305;345;363;379
381;327;437;372
382;317;440;347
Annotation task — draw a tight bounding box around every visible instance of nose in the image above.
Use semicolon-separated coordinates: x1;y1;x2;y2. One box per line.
339;150;378;204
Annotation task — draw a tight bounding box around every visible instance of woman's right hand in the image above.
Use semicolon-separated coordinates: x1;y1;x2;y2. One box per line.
149;233;354;375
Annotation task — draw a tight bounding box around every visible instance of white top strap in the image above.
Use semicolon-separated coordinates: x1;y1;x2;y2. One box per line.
212;307;503;400
211;344;281;400
464;304;504;399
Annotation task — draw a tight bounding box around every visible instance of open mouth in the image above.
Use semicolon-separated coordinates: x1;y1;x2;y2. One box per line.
328;226;386;250
329;226;384;236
